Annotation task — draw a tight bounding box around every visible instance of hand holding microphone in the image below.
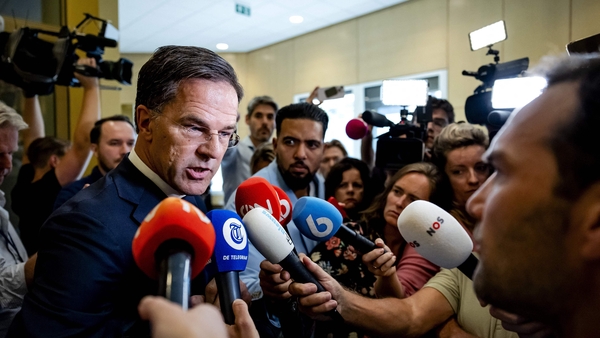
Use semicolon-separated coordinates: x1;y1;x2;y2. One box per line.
397;200;478;279
243;207;344;322
132;197;216;309
206;210;249;325
361;238;397;277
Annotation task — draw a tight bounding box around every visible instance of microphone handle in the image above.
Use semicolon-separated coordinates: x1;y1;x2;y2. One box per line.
158;250;192;310
279;252;345;324
457;254;479;280
335;224;387;255
216;271;242;325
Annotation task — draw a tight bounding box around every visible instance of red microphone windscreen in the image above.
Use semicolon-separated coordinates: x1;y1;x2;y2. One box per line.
132;197;216;279
327;196;348;219
235;177;282;221
272;185;292;227
346;118;368;140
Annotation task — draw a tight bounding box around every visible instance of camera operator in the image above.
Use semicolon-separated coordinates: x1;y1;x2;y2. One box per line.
11;57;101;256
425;98;454;160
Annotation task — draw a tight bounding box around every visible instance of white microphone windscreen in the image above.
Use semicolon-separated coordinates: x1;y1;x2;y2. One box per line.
397;200;473;268
243;207;295;263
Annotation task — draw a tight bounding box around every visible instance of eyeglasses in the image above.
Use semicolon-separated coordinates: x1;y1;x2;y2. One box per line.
159;115;240;148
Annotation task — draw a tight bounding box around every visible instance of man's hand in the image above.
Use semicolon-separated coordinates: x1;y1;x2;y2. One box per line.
139;296;258;338
306;86;322;106
489;306;556;338
204;277;253;308
139;296;228;338
259;260;292;300
287;255;344;321
74;57;99;89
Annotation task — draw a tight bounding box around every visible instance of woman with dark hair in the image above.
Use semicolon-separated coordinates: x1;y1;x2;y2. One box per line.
324;157;373;221
309;162;442;337
431;122;491;234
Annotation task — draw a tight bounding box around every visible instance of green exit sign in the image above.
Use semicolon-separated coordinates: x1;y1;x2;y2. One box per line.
235;4;251;16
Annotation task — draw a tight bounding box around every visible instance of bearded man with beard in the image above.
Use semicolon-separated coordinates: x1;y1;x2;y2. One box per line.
225;102;328;337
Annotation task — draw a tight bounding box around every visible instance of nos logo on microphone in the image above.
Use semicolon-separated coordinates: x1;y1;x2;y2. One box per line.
223;218;247;250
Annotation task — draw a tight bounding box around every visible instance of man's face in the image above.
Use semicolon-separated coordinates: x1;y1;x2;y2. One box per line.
0;127;17;185
320;146;345;178
273;118;324;191
246;103;275;144
467;82;580;319
425;108;449;149
94;121;136;175
140;79;238;195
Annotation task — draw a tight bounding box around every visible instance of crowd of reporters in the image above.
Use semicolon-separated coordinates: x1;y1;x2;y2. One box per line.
0;44;598;338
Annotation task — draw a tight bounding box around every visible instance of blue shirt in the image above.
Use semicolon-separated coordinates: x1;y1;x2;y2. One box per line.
224;161;324;300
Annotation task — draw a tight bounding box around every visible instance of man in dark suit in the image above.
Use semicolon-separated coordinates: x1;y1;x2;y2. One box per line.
8;45;244;337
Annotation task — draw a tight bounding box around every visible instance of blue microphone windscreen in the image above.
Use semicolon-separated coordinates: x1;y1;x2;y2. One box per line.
292;197;343;241
207;210;249;272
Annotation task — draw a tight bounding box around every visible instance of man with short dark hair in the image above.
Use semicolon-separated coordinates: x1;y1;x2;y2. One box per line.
426;97;455;152
221;95;278;202
9;45;243;337
467;54;600;337
53;115;136;209
225;102;328;337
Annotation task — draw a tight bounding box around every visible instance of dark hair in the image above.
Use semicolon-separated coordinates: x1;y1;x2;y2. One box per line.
324;139;348;157
430;97;455;123
247;96;278;117
275;102;328;138
250;142;275;175
90;115;135;144
325;157;372;216
135;46;244;131
361;162;441;227
27;136;70;169
534;53;600;199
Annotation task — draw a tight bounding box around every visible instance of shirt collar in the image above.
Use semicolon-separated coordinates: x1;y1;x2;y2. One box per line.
128;148;185;198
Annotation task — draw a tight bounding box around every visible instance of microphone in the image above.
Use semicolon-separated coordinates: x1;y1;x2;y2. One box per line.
293;197;380;255
345;118;368;140
272;185;292;227
396;200;478;279
235;177;282;221
243;207;344;323
327;196;348;219
206;210;249;325
362;110;395;128
132;197;216;309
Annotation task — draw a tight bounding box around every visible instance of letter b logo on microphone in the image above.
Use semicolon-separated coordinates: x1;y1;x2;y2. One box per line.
223;218;247;250
306;215;334;238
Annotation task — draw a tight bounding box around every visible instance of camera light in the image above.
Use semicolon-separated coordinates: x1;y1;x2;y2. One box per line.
289;16;304;24
216;43;229;50
469;20;507;51
381;80;428;106
491;77;547;109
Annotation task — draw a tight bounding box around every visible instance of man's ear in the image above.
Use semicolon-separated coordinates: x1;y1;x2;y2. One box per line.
272;137;277;152
245;113;250;126
49;154;60;168
136;105;153;142
575;183;600;261
91;143;99;157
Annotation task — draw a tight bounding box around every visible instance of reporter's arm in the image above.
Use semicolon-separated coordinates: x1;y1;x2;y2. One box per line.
289;255;454;338
21;96;44;165
55;58;100;186
361;238;403;298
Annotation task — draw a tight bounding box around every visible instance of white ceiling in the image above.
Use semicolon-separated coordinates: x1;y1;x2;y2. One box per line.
118;0;410;53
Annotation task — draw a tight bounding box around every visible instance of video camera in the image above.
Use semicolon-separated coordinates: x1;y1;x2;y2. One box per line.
0;13;132;96
365;80;433;170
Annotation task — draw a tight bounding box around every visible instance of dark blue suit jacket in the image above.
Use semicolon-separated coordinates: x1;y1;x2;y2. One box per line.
53;166;104;211
8;157;208;337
